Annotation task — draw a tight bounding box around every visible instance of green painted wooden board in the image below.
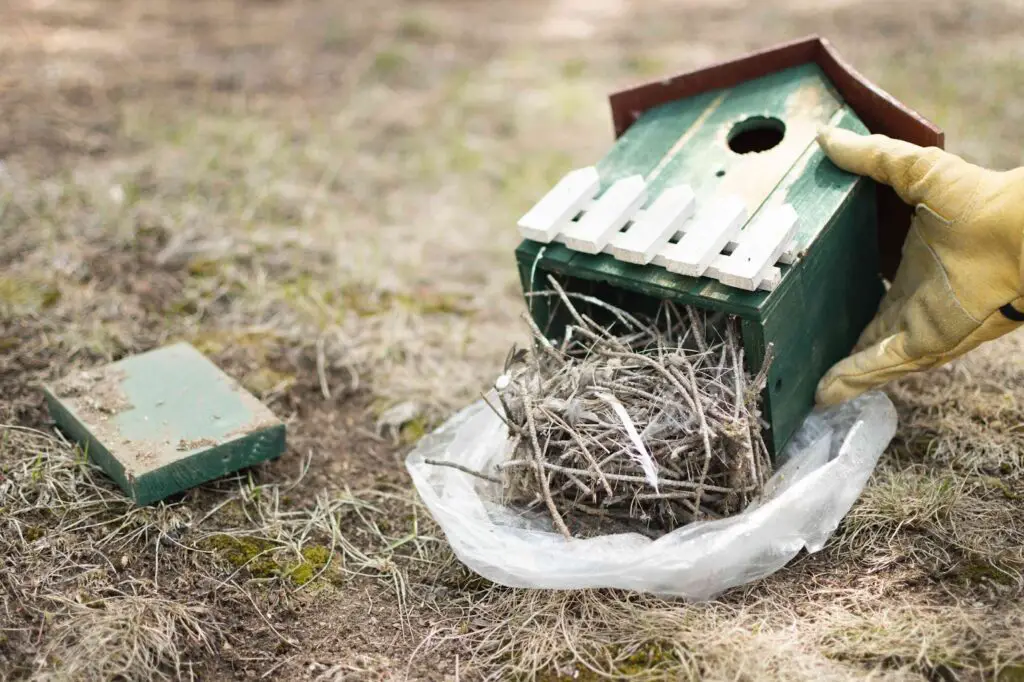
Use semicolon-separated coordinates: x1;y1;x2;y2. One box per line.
515;63;886;456
43;342;286;505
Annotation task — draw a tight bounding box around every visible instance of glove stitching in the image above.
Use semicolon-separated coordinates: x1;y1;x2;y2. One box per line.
817;332;913;395
915;203;952;227
841;306;1024;396
956;169;991;223
906;152;944;204
923;157;987;225
914;228;983;325
947;307;1024;358
822;292;1024;404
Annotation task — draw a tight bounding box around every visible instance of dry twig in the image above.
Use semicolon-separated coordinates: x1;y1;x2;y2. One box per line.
490;286;774;538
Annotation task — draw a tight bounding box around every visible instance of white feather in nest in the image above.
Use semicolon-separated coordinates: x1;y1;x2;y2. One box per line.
593;391;660;492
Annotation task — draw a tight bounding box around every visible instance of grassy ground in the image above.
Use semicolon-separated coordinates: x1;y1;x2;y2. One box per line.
2;0;1024;679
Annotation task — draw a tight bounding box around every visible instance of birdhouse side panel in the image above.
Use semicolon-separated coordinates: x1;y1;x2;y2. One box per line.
745;178;883;454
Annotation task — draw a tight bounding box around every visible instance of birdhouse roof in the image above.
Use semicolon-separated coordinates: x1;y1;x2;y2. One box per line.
605;36;943;282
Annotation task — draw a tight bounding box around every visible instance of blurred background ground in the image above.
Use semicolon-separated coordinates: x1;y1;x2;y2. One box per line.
2;0;1024;680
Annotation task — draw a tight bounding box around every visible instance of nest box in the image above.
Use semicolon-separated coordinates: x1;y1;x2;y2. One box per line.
514;37;942;456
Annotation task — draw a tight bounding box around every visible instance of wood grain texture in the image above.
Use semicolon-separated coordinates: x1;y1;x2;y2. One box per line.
608;36;822;138
606;36;944;282
642;62;842;217
597;91;721;189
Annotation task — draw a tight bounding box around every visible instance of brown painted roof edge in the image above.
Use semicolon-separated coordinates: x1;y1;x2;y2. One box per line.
814;37;944;148
606;35;942;145
605;36;944;281
608;36;820;138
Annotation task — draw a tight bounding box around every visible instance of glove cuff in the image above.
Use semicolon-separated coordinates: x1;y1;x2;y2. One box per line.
1000;302;1024;321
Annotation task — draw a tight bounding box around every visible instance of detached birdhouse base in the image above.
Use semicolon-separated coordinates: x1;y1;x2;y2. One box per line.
43;342;286;505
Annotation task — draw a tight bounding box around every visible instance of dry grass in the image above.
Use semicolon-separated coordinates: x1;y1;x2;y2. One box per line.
424;586;1024;681
888;333;1024;478
2;0;1024;679
0;420;446;679
35;596;216;682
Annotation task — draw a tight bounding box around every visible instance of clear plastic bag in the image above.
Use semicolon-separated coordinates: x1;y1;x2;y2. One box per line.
406;390;897;600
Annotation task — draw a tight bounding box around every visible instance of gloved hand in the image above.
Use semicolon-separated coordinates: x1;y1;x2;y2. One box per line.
814;127;1024;407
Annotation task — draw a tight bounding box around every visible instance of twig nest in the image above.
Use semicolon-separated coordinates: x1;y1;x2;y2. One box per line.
495;283;774;540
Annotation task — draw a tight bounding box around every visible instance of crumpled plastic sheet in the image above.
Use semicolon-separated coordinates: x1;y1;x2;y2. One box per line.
406;390;897;600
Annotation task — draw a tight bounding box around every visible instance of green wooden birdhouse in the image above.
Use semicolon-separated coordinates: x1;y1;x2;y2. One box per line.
514;37;942;456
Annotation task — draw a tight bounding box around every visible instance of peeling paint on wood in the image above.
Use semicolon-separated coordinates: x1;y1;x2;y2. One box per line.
43;342;286;505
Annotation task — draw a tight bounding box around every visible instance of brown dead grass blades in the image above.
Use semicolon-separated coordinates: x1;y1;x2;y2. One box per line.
35;596;217;682
442;278;775;539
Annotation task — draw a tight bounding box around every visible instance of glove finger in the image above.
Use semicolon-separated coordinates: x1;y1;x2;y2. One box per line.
820;310;1023;407
814;332;925;407
854;262;923;349
855;211;955;354
817;127;982;219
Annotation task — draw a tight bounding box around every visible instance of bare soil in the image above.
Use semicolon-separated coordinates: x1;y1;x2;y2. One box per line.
2;0;1024;680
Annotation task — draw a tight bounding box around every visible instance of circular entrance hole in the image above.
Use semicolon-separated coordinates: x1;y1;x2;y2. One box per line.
727;116;785;154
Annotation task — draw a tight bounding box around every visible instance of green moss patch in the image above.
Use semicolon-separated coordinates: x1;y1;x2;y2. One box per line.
535;641;683;681
0;275;61;315
201;534;339;586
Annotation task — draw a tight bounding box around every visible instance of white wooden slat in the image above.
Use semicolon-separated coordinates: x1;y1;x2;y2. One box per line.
649;239;686;269
607;185;695;265
713;205;799;291
561;175;647;254
562;197;799;264
728;235;798;263
516;166;600;243
698;257;724;280
760;266;783;290
776;240;799;265
655;196;747;277
528;183;795;292
726;235;798;261
704;253;781;291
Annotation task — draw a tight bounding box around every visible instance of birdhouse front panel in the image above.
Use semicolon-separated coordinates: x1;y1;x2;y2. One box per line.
514;61;886;456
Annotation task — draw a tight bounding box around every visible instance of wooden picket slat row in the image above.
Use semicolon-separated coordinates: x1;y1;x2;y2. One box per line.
516;166;801;292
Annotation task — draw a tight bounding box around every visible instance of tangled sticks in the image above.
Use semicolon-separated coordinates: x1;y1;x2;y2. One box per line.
493;279;775;539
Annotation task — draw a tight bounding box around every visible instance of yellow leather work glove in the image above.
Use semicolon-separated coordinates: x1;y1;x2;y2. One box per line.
814;128;1024;407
